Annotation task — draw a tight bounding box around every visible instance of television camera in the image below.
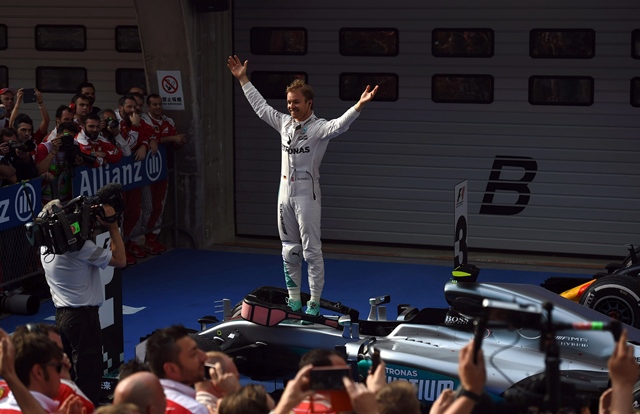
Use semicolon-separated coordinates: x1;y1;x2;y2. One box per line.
25;183;124;255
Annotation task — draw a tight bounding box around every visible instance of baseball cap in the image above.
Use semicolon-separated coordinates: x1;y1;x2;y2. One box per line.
0;88;15;95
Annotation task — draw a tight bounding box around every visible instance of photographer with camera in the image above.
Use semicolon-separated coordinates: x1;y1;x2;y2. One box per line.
35;122;85;205
0;127;39;185
38;186;127;405
43;105;75;143
98;109;131;157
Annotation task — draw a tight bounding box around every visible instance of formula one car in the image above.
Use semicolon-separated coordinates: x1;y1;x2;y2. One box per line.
190;275;640;413
542;244;640;328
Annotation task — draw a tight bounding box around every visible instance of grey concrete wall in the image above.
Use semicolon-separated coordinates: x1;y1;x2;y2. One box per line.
133;0;235;248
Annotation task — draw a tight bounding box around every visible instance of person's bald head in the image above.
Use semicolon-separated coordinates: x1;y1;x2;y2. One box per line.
206;351;239;378
113;371;166;414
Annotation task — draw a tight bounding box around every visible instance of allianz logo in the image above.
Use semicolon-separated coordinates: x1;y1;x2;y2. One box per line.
0;183;38;223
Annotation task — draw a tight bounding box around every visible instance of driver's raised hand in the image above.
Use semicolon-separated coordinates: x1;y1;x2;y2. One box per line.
227;55;250;86
354;85;379;112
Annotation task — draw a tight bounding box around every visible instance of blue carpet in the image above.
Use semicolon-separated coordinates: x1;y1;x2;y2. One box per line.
0;249;589;362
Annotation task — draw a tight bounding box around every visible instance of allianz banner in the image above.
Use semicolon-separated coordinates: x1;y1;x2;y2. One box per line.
0;178;42;232
73;146;168;197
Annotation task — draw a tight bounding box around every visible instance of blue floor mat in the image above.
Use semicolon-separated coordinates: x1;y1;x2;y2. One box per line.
0;248;587;362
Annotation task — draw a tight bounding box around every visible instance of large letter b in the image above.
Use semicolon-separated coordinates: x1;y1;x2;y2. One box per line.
480;156;537;215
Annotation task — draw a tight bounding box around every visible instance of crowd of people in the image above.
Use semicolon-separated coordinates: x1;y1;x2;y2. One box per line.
0;83;187;266
0;322;637;414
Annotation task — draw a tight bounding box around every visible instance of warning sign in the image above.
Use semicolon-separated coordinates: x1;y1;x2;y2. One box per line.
157;70;185;110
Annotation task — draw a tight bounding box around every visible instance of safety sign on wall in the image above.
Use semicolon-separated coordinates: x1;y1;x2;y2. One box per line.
157;70;185;110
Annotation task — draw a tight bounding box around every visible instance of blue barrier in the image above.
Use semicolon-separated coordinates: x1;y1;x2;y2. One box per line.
73;146;168;197
0;178;42;232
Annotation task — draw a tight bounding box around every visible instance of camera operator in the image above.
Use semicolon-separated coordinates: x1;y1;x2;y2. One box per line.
77;113;123;168
98;109;131;157
0;127;38;185
39;197;126;406
35;122;84;205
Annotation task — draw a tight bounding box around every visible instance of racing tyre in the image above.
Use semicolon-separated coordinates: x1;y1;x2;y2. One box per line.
231;300;243;318
578;275;640;328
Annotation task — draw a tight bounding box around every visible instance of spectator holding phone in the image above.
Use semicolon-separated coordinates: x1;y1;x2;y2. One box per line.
9;88;49;144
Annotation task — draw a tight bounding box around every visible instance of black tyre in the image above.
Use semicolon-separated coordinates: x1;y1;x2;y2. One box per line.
579;275;640;328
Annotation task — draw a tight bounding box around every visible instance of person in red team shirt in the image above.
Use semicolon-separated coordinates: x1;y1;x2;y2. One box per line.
10;324;95;414
139;93;186;254
115;94;155;265
70;94;92;130
77;113;122;168
145;325;208;414
35;122;82;206
8;89;49;144
0;330;64;413
43;106;75;143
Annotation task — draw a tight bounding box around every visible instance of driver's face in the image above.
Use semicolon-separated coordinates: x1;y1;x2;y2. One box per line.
287;90;312;122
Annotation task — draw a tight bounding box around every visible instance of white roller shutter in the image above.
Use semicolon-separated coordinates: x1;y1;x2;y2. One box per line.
233;0;640;256
0;0;143;127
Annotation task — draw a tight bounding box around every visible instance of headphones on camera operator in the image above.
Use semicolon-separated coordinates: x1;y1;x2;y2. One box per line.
24;183;124;255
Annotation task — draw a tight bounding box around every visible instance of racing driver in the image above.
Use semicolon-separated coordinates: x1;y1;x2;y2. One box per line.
227;55;378;316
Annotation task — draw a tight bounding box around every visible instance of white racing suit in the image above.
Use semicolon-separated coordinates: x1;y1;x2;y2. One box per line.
242;82;360;299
